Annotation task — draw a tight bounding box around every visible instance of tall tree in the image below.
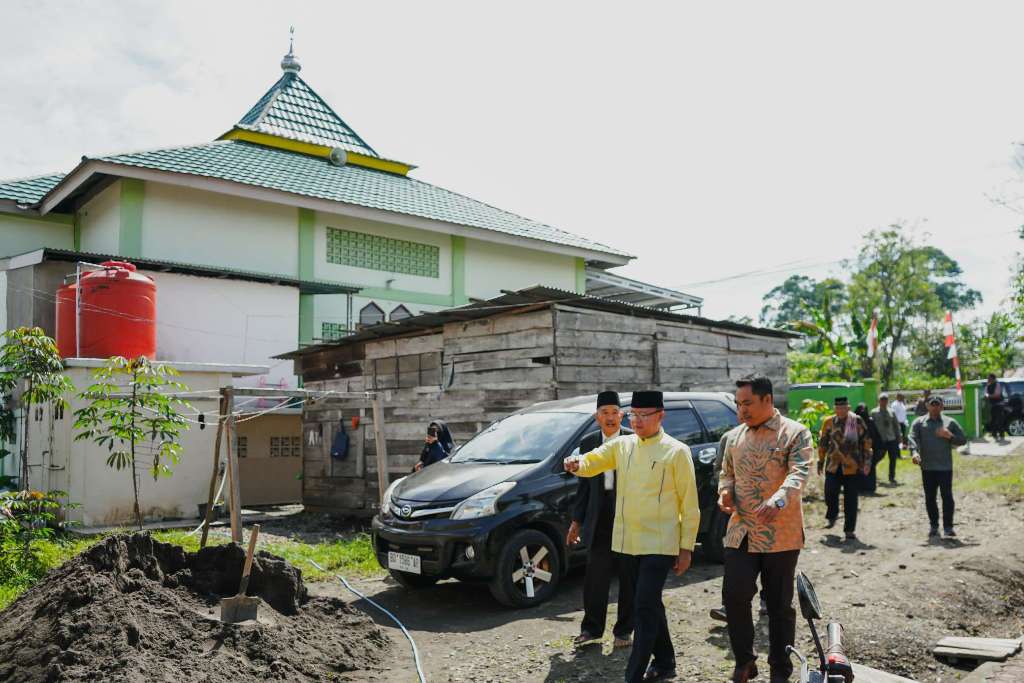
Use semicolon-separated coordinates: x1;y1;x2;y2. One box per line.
759;275;846;328
846;225;981;386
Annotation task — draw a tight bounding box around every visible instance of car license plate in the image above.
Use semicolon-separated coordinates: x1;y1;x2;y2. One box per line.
388;551;421;575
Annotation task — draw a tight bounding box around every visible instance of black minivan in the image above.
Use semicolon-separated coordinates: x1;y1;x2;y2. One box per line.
371;392;737;607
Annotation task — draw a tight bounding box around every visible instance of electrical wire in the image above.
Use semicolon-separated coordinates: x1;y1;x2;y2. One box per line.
306;558;426;683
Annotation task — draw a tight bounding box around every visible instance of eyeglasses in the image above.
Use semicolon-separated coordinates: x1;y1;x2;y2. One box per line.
625;410;661;421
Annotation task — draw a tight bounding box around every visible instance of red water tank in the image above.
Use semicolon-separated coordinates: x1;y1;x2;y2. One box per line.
55;282;78;358
77;261;157;360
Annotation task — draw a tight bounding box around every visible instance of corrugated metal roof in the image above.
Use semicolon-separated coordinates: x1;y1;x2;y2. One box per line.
276;285;797;359
0;173;66;204
87;141;628;258
237;72;379;157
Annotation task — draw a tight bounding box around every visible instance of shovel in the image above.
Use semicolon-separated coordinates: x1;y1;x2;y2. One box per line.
220;524;260;623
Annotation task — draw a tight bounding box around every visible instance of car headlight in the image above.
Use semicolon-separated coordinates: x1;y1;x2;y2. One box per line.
696;447;718;466
451;481;516;520
381;476;406;516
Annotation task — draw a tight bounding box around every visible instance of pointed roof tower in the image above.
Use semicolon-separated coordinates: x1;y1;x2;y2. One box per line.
228;30;379;158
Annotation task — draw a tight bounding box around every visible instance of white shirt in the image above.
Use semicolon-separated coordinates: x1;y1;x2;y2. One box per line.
602;429;621;490
892;400;908;425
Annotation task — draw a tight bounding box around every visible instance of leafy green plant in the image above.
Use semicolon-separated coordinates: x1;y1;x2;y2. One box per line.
0;327;75;490
796;399;831;444
0;489;78;591
73;357;190;530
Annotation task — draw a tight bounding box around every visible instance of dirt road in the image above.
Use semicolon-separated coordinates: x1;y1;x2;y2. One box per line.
316;454;1024;682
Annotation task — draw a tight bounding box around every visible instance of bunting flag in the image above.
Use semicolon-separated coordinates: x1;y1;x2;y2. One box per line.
943;310;962;395
866;310;879;358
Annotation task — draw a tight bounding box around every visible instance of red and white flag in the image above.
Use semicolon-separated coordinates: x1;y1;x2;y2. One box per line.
943;311;962;395
866;310;879;359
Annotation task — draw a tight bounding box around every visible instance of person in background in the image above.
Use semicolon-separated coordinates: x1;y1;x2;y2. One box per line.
909;395;968;538
818;397;872;541
984;373;1008;441
414;420;454;471
855;403;882;494
567;391;636;649
914;389;932;418
564;390;699;683
871;394;903;486
891;392;910;445
718;374;814;683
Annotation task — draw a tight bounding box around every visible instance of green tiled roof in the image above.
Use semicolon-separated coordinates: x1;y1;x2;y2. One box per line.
0;173;65;204
236;73;379;157
93;140;629;258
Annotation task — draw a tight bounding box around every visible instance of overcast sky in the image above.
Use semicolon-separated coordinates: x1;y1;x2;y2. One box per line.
1;1;1021;323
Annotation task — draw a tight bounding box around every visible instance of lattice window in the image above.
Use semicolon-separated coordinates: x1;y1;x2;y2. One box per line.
236;436;248;458
326;227;439;278
322;322;349;341
270;436;301;457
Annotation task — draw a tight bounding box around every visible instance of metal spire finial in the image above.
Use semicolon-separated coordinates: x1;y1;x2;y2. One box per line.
281;26;301;74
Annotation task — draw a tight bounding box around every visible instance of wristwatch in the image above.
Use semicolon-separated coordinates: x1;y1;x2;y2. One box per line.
774;497;786;510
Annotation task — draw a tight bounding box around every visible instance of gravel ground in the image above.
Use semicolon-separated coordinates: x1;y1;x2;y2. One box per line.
311;454;1024;683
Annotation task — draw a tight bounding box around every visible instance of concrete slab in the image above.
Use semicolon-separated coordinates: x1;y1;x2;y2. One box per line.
960;436;1024;457
851;662;918;682
70;503;303;536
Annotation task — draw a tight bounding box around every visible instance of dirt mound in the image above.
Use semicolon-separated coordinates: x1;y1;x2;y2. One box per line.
0;533;390;682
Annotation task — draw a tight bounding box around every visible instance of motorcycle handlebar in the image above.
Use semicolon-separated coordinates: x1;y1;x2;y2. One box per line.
824;622;854;681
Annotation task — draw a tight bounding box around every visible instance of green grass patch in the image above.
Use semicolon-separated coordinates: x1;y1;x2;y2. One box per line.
150;529;381;581
0;535;98;611
960;455;1024;501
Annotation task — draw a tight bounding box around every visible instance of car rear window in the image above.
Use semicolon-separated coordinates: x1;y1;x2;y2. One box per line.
692;400;738;441
660;408;705;445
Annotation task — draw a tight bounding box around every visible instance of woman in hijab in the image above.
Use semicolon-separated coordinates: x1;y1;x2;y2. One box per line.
415;419;455;471
855;403;882;493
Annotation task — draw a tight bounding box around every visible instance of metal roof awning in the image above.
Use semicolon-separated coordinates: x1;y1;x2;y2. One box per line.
4;248;359;295
585;268;703;311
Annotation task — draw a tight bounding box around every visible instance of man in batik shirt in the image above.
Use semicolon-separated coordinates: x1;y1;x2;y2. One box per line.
818;396;872;541
718;374;814;683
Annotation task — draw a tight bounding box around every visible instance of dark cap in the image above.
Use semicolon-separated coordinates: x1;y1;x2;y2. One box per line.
630;390;664;410
834;396;849;406
596;391;621;409
927;395;944;406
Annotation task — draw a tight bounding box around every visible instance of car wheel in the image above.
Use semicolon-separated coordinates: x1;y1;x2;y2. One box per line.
1008;418;1024;437
704;509;730;564
389;569;439;589
488;529;561;608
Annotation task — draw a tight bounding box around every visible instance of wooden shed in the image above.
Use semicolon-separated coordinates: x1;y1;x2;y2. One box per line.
277;286;795;515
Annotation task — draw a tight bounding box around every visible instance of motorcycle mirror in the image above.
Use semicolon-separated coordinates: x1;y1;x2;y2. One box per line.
795;571;823;621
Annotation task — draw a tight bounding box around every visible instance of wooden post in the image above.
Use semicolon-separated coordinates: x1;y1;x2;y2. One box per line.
224;387;242;544
370;394;389;507
200;395;227;549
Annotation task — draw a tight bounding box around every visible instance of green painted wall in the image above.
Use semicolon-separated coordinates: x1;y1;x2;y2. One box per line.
119;178;144;258
451;235;467;306
298;208;315;279
299;294;314;346
575;257;586;294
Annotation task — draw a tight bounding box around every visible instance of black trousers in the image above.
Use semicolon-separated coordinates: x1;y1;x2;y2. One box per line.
880;440;901;482
622;554;675;683
581;494;636;638
987;402;1007;437
723;537;800;678
825;470;860;533
922;469;955;529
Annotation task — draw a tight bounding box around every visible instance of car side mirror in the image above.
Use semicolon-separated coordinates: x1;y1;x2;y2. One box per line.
795;572;822;621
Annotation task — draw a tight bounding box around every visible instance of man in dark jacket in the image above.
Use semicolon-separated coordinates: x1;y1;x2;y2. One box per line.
909;396;968;538
566;391;636;648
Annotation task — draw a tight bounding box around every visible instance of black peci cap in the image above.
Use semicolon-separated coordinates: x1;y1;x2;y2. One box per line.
597;391;621;409
834;396;849;406
631;390;664;410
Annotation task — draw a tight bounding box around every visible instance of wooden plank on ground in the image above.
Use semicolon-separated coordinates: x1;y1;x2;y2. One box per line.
935;637;1022;650
933;646;1015;663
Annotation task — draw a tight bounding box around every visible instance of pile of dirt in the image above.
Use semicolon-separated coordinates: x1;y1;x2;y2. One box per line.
0;533;390;682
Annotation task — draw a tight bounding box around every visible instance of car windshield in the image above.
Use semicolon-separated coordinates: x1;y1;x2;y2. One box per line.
450;412;589;464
